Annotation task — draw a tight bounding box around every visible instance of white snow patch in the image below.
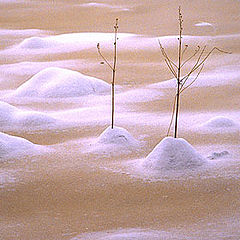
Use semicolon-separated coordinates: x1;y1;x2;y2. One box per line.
0;132;37;160
195;22;213;27
0;60;81;77
15;32;135;53
19;36;56;49
98;126;139;146
202;116;238;128
84;126;141;156
142;137;206;171
11;67;110;98
198;116;239;133
0;101;56;131
79;2;130;11
71;228;178;240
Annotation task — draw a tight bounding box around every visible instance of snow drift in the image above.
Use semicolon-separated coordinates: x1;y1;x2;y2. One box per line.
12;67;110;98
0;132;36;160
0;101;56;130
19;36;56;49
142;137;206;171
98;126;139;146
201;116;238;128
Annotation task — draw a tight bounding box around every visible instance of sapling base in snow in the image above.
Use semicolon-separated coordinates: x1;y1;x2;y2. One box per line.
97;18;119;129
159;7;231;138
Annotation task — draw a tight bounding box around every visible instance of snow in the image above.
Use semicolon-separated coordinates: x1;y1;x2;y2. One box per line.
79;2;130;11
71;228;177;240
0;28;45;36
149;65;240;88
16;32;135;52
0;101;56;131
0;131;36;160
142;137;206;171
0;60;80;77
195;22;213;27
198;116;240;133
98;126;139;146
11;67;110;98
201;116;238;128
19;36;56;49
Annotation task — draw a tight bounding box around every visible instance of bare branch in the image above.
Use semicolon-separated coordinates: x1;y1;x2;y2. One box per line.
181;45;200;68
180;64;204;93
165;59;178;79
158;39;178;69
97;43;113;71
180;45;207;86
190;47;231;74
181;44;189;59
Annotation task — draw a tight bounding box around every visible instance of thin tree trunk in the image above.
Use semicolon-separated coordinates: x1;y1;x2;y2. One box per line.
111;19;118;129
174;7;183;138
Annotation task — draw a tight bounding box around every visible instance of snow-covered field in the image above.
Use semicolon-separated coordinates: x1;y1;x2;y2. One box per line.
0;1;240;240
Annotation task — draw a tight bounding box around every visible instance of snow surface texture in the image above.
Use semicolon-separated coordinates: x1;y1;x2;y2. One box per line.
16;32;135;53
0;101;56;131
0;132;36;160
142;137;206;171
12;67;110;98
98;126;139;146
199;116;239;133
71;228;178;240
149;65;240;88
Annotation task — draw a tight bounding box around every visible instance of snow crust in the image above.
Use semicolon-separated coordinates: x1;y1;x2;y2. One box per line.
12;67;110;98
98;126;139;146
0;132;35;159
0;101;56;130
142;137;206;171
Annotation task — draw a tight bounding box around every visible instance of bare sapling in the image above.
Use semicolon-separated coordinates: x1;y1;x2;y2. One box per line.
97;18;119;129
158;6;231;138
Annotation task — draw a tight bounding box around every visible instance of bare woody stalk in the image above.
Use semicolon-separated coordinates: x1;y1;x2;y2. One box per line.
97;18;119;129
159;6;231;138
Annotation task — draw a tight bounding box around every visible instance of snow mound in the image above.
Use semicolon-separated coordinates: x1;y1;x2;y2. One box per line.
0;132;35;159
142;137;206;171
202;116;238;128
98;126;139;146
0;101;56;130
19;36;56;49
13;67;110;98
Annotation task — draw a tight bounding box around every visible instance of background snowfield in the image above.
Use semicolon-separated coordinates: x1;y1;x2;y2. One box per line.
0;0;240;240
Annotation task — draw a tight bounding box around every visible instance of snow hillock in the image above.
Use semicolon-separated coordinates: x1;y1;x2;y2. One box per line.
142;137;206;171
98;126;139;147
0;132;36;160
19;36;55;49
13;67;110;98
202;116;238;128
0;101;56;130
